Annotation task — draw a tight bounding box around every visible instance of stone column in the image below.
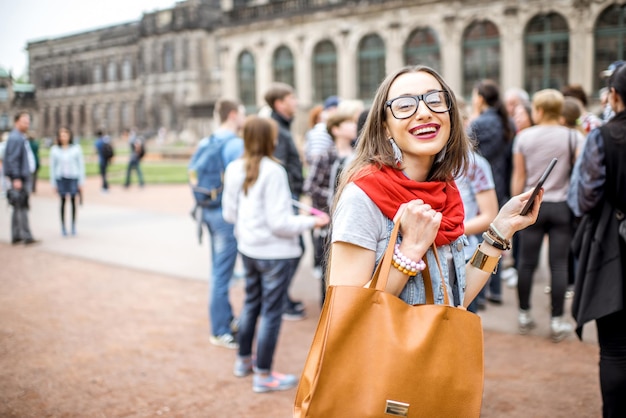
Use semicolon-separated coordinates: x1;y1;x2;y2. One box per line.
439;17;463;94
296;35;313;108
255;40;271;108
338;29;356;100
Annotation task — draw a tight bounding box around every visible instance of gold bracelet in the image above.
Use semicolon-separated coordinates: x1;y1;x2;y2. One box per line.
469;245;501;274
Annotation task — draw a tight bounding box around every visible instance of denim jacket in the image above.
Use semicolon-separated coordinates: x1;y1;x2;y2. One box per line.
376;218;469;306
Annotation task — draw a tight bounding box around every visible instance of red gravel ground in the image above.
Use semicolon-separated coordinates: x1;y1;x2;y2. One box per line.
0;243;602;418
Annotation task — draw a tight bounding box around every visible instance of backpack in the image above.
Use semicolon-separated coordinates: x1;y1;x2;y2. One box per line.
133;139;146;160
189;133;236;208
102;141;114;161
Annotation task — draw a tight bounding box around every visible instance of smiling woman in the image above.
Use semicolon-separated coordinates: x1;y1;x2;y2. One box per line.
295;65;548;416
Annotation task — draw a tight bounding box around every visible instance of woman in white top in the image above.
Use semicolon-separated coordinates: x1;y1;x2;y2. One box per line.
49;127;85;236
222;115;329;393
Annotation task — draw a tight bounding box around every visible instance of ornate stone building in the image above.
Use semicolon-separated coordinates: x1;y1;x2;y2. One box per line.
27;0;626;141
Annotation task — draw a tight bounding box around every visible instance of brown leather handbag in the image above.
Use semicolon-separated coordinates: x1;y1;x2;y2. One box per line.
294;221;484;417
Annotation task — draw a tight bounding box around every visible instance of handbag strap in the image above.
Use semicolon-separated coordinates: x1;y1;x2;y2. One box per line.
369;221;450;306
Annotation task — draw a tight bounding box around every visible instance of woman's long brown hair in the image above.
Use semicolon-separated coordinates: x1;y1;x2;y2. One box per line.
241;115;279;195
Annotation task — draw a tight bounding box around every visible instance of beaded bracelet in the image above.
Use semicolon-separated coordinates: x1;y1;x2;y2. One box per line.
392;244;426;276
489;223;511;249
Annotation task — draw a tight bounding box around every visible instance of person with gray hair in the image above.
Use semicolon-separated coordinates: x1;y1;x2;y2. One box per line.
504;87;530;119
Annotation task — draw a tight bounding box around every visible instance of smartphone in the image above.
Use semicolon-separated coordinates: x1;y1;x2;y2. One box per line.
519;157;558;216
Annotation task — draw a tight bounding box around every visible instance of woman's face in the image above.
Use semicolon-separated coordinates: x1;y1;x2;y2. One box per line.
384;71;451;166
59;129;71;145
513;104;532;132
333;119;357;141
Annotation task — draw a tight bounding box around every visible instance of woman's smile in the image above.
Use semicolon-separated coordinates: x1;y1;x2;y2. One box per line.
409;123;440;140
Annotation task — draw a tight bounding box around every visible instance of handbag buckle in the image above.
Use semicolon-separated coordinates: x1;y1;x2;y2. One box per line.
385;400;409;416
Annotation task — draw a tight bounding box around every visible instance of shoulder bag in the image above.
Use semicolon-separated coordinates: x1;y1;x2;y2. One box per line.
294;221;484;418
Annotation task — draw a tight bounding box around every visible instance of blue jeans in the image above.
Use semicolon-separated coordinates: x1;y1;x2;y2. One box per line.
124;158;144;187
202;207;238;336
238;255;295;372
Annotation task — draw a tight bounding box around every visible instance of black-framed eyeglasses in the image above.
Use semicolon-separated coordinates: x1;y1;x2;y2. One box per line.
385;90;452;119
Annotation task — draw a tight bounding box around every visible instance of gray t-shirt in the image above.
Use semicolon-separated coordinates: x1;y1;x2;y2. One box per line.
513;125;584;202
331;183;468;306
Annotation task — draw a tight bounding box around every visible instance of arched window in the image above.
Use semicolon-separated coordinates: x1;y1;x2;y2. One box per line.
163;42;175;72
0;83;8;102
237;50;256;112
54;107;61;128
93;64;103;84
120;102;131;130
66;105;73;129
273;46;295;87
404;27;441;72
524;13;569;93
92;104;101;130
594;4;626;92
462;20;500;98
107;61;117;82
0;113;10;131
136;99;146;130
78;105;86;136
182;39;190;70
358;34;386;102
106;103;116;133
122;57;133;81
312;40;338;103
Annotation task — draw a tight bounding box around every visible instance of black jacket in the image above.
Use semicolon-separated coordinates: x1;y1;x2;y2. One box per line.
271;111;303;197
571;115;626;339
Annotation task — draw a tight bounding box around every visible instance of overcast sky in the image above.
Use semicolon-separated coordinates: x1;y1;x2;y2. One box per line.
0;0;177;79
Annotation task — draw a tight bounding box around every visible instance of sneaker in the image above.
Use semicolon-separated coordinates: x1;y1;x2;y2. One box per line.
253;371;298;393
233;356;253;377
518;309;536;335
209;333;238;350
550;316;573;343
283;305;306;321
502;267;518;288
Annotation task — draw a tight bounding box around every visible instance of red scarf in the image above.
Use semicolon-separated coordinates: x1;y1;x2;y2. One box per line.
353;165;465;246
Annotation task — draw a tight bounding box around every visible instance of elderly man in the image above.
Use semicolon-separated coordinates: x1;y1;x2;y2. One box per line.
4;111;38;245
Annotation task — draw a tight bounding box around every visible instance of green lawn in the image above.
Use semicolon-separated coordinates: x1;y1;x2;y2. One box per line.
38;161;189;184
37;139;190;184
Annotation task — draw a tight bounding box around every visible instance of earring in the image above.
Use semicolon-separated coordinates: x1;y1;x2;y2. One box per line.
435;145;447;164
389;138;403;165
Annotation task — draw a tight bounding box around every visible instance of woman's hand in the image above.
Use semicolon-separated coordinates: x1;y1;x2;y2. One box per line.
313;212;330;228
492;188;544;240
393;199;441;260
